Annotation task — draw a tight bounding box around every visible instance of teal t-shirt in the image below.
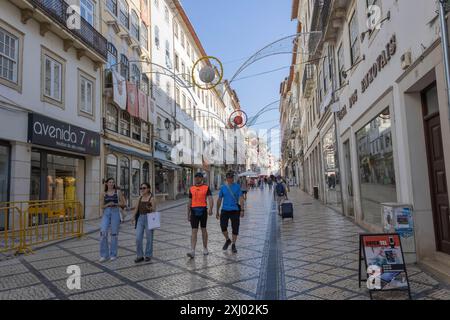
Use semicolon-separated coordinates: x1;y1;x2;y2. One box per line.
218;183;242;211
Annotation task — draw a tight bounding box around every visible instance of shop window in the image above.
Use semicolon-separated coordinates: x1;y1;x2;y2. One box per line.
143;162;150;184
106;154;118;182
356;108;396;226
120;157;130;200
131;160;141;196
106;104;118;132
120;111;130;136
132;117;141;141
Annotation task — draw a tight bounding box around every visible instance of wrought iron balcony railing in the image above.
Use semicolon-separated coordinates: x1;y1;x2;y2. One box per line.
29;0;107;60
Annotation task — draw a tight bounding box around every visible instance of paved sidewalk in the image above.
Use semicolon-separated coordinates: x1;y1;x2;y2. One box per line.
0;188;449;300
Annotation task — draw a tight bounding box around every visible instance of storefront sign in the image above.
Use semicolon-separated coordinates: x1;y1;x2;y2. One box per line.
361;34;397;93
337;35;397;121
28;113;100;156
359;234;411;299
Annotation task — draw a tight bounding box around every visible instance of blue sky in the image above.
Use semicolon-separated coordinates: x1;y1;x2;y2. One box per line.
180;0;296;158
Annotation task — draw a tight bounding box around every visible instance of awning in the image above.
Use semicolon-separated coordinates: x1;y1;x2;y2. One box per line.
154;158;182;170
105;143;153;161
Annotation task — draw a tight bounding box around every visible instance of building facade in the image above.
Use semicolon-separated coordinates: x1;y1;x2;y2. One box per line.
285;0;450;279
0;0;107;221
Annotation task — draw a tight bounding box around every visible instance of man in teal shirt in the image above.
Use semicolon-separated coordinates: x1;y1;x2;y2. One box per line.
216;171;245;254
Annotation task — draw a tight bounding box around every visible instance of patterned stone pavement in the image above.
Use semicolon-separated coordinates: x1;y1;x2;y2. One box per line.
0;188;449;300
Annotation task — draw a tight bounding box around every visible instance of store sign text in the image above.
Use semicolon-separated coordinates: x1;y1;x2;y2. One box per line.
337;34;397;121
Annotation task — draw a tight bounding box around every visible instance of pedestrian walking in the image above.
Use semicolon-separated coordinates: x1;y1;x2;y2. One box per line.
268;176;274;190
187;172;214;258
240;176;248;201
132;182;155;263
100;178;126;262
216;171;245;254
274;176;289;216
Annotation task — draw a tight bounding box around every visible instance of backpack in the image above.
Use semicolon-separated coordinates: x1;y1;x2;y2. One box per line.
275;182;285;196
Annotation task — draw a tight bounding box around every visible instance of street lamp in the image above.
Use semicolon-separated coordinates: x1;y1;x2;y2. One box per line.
164;118;171;130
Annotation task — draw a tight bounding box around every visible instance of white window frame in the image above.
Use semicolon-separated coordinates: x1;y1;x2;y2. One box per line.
78;69;96;119
41;47;65;108
0;23;23;92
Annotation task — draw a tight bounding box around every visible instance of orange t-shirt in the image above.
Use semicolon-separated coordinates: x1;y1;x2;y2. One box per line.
189;184;211;208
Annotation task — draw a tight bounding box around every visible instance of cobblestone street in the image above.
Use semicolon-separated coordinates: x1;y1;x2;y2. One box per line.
1;188;450;300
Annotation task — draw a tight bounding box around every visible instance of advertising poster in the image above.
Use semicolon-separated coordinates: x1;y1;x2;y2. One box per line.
112;71;127;110
361;234;409;290
126;82;139;117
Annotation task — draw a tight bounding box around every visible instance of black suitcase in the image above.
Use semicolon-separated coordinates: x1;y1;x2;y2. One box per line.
280;201;293;219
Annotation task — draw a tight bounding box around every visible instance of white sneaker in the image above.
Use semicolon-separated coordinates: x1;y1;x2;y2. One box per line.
110;256;117;261
99;257;108;263
203;248;209;256
187;251;195;259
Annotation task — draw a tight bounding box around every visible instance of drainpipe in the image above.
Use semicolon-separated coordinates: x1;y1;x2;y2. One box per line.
439;0;450;121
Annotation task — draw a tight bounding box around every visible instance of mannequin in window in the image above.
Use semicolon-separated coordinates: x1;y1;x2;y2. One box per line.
47;176;54;201
65;177;76;209
55;177;64;210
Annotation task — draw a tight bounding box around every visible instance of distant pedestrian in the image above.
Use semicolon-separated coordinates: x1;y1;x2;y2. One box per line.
216;171;245;254
240;176;248;201
274;176;289;216
187;173;214;258
132;182;155;263
100;178;126;262
268;176;274;190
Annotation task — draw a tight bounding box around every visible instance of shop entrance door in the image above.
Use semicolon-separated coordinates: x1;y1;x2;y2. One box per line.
422;84;450;254
343;140;354;218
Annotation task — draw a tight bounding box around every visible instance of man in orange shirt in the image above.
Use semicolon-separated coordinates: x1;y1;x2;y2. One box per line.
187;172;214;258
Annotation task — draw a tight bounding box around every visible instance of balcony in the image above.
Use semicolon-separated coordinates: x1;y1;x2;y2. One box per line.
18;0;107;63
302;64;315;98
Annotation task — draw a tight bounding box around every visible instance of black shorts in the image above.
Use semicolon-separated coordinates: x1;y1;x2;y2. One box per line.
242;190;248;195
220;210;241;235
190;208;208;229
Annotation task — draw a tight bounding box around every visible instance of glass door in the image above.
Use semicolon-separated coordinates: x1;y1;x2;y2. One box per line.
343;140;354;217
0;143;10;231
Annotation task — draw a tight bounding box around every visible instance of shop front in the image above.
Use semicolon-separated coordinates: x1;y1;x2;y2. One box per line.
154;141;181;202
27;113;101;219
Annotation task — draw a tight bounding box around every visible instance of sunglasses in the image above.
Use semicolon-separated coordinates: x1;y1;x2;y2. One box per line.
140;187;149;190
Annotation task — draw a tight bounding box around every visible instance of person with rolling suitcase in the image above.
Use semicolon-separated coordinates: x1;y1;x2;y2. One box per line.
274;176;292;219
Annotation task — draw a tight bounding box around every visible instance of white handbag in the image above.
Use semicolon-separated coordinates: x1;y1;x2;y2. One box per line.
147;212;161;230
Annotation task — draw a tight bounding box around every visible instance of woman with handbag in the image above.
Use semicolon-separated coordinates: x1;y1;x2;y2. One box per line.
132;182;155;263
100;178;126;262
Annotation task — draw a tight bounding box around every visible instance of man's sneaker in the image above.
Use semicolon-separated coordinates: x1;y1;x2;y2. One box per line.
222;239;232;250
134;257;144;263
187;251;195;259
203;248;209;256
144;257;152;262
99;257;108;263
231;244;237;254
110;256;117;261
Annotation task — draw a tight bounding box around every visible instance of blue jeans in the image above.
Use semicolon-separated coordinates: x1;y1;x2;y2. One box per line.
100;207;121;258
135;214;154;258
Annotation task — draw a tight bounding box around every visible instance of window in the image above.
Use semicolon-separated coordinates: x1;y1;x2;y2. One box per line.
182;94;186;110
165;40;172;68
43;54;62;102
166;81;171;104
106;154;118;182
120;54;129;79
107;42;118;71
119;0;129;29
180;31;185;48
175;86;180;106
80;0;95;26
154;25;160;49
181;61;185;79
187;42;191;57
142;122;150;144
132;117;141;141
156;117;162;138
141;74;150;95
106;0;117;16
106;104;118;132
174;53;180;72
140;22;148;50
154;0;159;9
143;162;150;183
131;64;140;86
79;73;94;116
120;111;130;136
164;6;170;23
130;10;139;40
0;27;19;84
349;11;360;65
356;108;396;226
174;21;179;38
337;43;344;86
131;160;140;196
120;157;130;200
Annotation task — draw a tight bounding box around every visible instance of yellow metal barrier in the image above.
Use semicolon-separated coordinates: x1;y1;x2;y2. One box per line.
0;200;84;255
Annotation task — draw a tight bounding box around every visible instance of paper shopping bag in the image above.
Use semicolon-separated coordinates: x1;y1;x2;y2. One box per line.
147;212;161;230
